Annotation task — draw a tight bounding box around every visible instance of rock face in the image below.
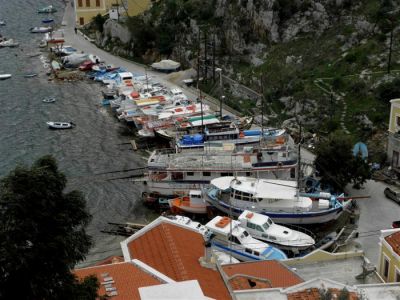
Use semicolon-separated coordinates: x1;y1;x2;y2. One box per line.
102;19;131;44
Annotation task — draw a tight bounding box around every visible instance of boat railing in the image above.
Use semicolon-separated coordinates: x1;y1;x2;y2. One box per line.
282;224;317;241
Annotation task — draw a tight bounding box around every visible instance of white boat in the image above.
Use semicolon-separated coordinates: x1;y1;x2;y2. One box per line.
168;190;208;214
42;97;56;103
0;39;19;47
0;21;6;26
205;176;353;225
30;26;52;33
151;59;180;72
38;5;57;13
46;121;75;129
204;216;287;261
0;74;11;80
238;210;315;251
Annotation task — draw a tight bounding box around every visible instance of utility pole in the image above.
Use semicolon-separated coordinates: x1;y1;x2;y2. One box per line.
260;74;265;139
212;32;216;82
204;30;208;82
388;19;394;74
216;68;223;117
197;29;201;84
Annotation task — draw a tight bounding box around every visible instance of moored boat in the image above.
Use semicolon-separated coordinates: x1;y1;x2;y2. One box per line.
0;74;12;80
205;216;287;261
30;26;52;33
38;5;57;13
24;73;38;78
238;210;315;251
42;97;56;103
169;190;208;214
42;18;54;23
46;121;74;129
205;176;352;225
0;39;19;47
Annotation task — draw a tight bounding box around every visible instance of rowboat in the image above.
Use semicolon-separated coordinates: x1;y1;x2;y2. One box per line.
42;97;56;103
46;121;74;129
0;74;11;80
24;73;38;78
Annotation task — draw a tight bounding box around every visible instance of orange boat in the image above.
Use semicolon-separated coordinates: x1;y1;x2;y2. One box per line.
169;190;207;214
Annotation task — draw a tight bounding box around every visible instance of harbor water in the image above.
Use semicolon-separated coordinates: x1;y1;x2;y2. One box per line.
0;0;154;265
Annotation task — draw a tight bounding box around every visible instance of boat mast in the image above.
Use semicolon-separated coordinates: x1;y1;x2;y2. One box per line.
260;74;265;146
296;120;302;200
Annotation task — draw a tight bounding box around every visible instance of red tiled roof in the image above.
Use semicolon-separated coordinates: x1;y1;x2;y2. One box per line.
288;288;359;300
127;222;230;300
94;256;124;266
385;231;400;256
74;261;163;299
222;260;303;290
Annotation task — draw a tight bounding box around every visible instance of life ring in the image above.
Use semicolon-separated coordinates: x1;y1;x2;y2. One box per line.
239;131;245;138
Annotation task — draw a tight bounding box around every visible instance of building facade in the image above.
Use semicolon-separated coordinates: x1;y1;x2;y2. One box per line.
74;0;151;26
387;99;400;169
378;229;400;282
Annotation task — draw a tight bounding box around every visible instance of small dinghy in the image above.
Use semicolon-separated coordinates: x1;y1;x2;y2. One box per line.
46;121;74;129
30;26;52;33
42;97;56;103
0;39;19;47
24;73;38;78
38;5;57;13
0;74;11;80
42;18;54;24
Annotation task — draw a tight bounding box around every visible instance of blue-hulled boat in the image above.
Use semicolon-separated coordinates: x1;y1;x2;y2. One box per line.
205;176;353;225
205;216;287;261
42;18;54;23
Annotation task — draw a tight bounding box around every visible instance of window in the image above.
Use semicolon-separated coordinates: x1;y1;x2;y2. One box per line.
397;116;400;127
79;17;84;25
383;256;390;278
96;0;100;6
396;268;400;282
221;172;233;176
255;225;263;232
187;172;194;176
202;171;211;176
246;172;251;176
247;222;256;230
78;0;83;7
229;235;240;244
86;0;90;6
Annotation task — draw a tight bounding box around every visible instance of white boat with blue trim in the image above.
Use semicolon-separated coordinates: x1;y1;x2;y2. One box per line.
205;176;353;225
204;216;287;261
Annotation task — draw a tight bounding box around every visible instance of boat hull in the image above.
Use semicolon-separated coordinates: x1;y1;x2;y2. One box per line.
205;190;348;225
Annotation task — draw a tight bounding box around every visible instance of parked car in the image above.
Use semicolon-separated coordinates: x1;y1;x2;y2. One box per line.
392;220;400;228
79;60;95;71
384;187;400;204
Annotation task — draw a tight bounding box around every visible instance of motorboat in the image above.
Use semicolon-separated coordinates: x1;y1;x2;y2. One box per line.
46;121;74;129
238;210;315;251
205;176;353;225
151;59;180;72
205;216;287;261
42;18;54;23
0;39;19;47
38;5;57;13
42;97;56;103
169;190;208;215
30;26;52;33
0;21;6;26
0;74;12;80
24;73;38;78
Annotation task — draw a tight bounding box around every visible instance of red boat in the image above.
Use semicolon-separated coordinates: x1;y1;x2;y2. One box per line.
79;60;95;71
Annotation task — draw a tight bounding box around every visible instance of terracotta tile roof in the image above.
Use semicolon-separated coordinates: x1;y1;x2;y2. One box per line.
74;261;163;299
287;288;359;300
385;231;400;256
94;256;125;266
222;260;303;290
126;222;230;300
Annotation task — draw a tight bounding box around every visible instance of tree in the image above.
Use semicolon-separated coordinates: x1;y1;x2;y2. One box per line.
314;133;371;192
92;13;107;33
0;155;97;299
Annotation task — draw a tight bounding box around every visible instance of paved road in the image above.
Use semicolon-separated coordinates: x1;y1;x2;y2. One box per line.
349;180;400;265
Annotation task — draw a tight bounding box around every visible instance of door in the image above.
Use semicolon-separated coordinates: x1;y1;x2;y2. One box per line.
79;17;84;25
392;151;399;168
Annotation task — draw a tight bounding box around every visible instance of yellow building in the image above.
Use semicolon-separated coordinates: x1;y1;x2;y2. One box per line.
387;99;400;168
74;0;151;26
378;229;400;282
